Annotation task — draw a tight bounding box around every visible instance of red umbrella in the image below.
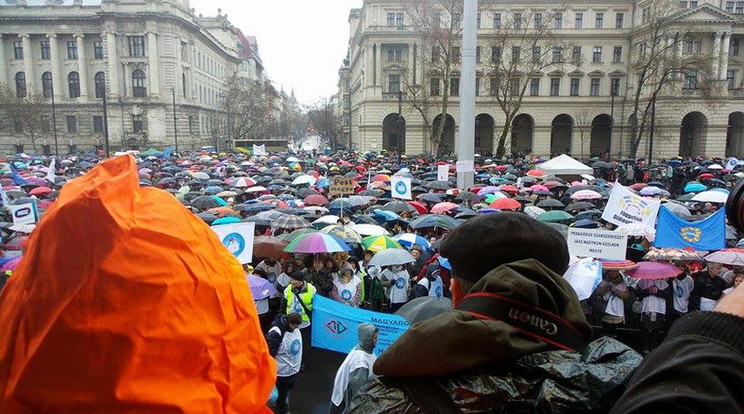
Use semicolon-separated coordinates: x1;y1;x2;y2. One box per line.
495;165;507;172
490;198;521;210
626;261;682;279
407;201;428;214
526;169;546;178
600;259;638;271
500;185;518;194
372;174;391;182
630;183;648;191
28;186;52;196
430;202;459;214
699;173;715;180
303;194;329;206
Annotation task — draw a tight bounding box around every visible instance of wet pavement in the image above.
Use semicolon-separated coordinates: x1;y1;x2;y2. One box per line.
288;346;347;414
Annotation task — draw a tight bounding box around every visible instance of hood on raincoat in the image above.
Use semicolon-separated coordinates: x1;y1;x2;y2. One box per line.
357;323;378;353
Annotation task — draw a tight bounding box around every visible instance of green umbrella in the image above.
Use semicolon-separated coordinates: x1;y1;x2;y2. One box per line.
278;227;317;242
676;193;695;202
361;235;403;253
537;210;574;223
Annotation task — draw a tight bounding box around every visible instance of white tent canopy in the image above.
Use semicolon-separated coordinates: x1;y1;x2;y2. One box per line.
536;154;593;176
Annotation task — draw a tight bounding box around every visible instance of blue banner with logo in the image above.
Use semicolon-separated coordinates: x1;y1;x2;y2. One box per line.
654;206;725;251
311;295;409;356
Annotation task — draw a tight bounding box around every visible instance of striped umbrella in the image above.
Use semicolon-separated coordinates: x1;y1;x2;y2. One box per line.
393;233;431;250
361;235;403;253
320;225;363;244
273;214;311;230
279;228;318;242
284;233;350;253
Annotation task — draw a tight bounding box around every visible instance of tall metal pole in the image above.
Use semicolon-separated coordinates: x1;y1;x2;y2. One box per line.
50;84;59;156
172;87;178;154
457;0;477;190
648;98;656;165
609;92;615;161
102;85;110;157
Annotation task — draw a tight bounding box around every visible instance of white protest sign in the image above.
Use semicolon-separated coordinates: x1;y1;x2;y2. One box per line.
252;144;267;156
9;200;39;226
567;228;628;260
211;222;256;264
391;176;412;200
456;160;474;173
437;165;449;182
601;182;661;228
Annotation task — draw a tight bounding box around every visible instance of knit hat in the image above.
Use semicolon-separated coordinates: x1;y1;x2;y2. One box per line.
439;212;569;282
290;270;305;282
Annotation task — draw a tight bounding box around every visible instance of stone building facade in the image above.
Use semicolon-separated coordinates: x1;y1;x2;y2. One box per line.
339;0;744;160
0;0;264;154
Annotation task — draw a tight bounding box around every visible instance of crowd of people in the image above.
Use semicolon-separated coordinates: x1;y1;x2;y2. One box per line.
0;147;743;413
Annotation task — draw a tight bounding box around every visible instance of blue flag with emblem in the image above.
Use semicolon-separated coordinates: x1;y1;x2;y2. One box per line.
654;206;726;251
9;163;27;186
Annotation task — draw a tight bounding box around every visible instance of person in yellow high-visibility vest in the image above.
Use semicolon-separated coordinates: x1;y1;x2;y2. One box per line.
282;271;316;371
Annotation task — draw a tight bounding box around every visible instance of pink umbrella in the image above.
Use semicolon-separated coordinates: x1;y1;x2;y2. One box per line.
571;189;602;200
430;202;459;214
625;261;682;279
529;185;550;192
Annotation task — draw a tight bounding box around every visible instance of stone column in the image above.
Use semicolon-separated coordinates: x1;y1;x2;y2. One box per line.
0;35;7;87
720;32;731;80
174;36;182;98
75;34;89;98
712;32;722;80
47;34;63;99
146;30;160;97
104;30;120;97
20;34;33;93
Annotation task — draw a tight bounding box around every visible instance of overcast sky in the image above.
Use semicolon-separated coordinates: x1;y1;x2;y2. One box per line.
189;0;363;107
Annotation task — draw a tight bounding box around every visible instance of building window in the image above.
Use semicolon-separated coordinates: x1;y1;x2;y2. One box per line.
532;46;541;62
42;71;53;98
514;12;522;29
731;38;740;56
431;46;440;62
728;70;736;89
396;12;404;29
450;77;459;96
613;46;623;63
132;69;147;97
132;114;143;133
452;13;461;28
388;46;402;62
182;73;187;97
430;77;440;96
590;78;601;96
15;72;26;98
67;41;78;60
684;36;702;54
476;12;481;28
555;12;563;29
512;46;520;61
726;1;734;12
493;13;501;28
511;78;520;95
128;36;145;57
684;69;698;89
188;115;194;133
433;12;441;28
13;41;23;60
491;46;501;63
40;40;50;60
93;40;104;59
95;71;106;98
452;47;460;62
575;12;583;29
595;12;604;29
475;77;480;95
616;12;624;28
534;12;542;28
490;77;500;95
93;115;104;132
570;78;580;96
572;46;582;63
552;46;563;63
642;8;649;23
476;46;481;63
611;77;620;95
550;78;560;96
68;72;80;98
592;46;602;63
387;12;395;26
530;78;540;96
66;115;77;132
388;74;400;93
40;115;50;133
737;1;744;14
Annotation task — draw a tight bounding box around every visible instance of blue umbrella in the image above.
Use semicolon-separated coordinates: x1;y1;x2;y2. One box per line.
684;182;707;193
211;217;241;226
373;209;401;222
393;233;431;250
204;186;223;195
210;195;228;206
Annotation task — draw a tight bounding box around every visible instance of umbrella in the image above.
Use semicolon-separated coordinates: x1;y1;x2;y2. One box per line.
278;227;318;242
361;235;403;253
419;193;445;203
211;217;241;225
0;256;22;272
273;214;311;230
192;171;210;180
28;186;52;196
524;205;546;219
625;261;682;279
430;202;459;214
368;248;415;267
394;296;451;324
382;201;416;213
311;215;342;228
191;195;221;210
283;232;350;253
639;186;669;197
320;225;363;244
691;190;728;203
643;247;705;262
427;181;451;190
684;182;707;193
489;198;521;210
350;223;389;236
615;223;656;241
347;195;375;207
407;201;428;214
303;194;329;206
392;233;432;250
253;235;289;259
662;202;691;217
599;259;639;271
456;192;481;202
565;201;595;212
232;177;257;188
570;190;602;200
536;199;565;209
704;248;744;266
292;175;317;186
537;210;574;223
408;214;459;230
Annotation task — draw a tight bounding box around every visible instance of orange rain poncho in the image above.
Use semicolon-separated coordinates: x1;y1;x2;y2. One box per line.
0;155;276;413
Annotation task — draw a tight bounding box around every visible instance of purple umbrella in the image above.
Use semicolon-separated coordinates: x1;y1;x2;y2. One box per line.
0;256;22;272
625;261;682;280
246;274;279;300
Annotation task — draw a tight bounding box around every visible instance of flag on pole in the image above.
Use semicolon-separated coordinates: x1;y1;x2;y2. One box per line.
654;207;726;251
46;158;56;183
9;164;27;186
0;186;9;207
601;181;660;228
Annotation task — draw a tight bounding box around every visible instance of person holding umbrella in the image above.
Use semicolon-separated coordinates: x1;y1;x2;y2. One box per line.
628;263;677;354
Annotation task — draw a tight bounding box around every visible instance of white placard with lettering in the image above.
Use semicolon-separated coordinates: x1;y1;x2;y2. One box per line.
437;165;449;181
567;228;628;260
456;160;474;173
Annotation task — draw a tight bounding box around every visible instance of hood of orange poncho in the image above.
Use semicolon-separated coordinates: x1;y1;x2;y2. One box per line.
0;155;275;413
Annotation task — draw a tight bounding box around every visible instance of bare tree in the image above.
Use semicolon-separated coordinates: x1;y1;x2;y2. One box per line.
574;108;591;161
627;0;717;157
222;76;279;142
480;5;568;159
0;85;48;152
305;99;340;150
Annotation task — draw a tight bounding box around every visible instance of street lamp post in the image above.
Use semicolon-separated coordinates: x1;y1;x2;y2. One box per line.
610;84;617;161
50;84;59;156
102;84;110;157
648;98;656;164
172;88;178;154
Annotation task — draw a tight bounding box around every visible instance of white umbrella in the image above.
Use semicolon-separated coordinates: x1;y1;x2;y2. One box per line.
312;215;341;226
662;202;691;217
243;186;268;193
192;171;210;180
292;175;317;186
350;223;389;236
524;205;546;219
691;190;728;203
368;249;415;267
707;163;724;170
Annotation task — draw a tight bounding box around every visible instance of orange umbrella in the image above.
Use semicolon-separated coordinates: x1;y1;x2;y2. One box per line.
490;197;522;210
207;206;236;217
526;169;546;178
0;155;275;413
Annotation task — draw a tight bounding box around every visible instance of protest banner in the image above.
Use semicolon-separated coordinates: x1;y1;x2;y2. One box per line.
391;176;412;200
567;228;628;260
601;182;660;227
211;222;256;264
655;206;725;251
328;177;355;196
252;144;267;156
9;200;39;226
311;295;409;356
437;164;449;181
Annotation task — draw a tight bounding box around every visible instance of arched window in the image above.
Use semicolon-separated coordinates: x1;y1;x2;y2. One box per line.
68;71;80;98
94;71;106;98
132;69;147;97
42;72;53;98
15;72;26;98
